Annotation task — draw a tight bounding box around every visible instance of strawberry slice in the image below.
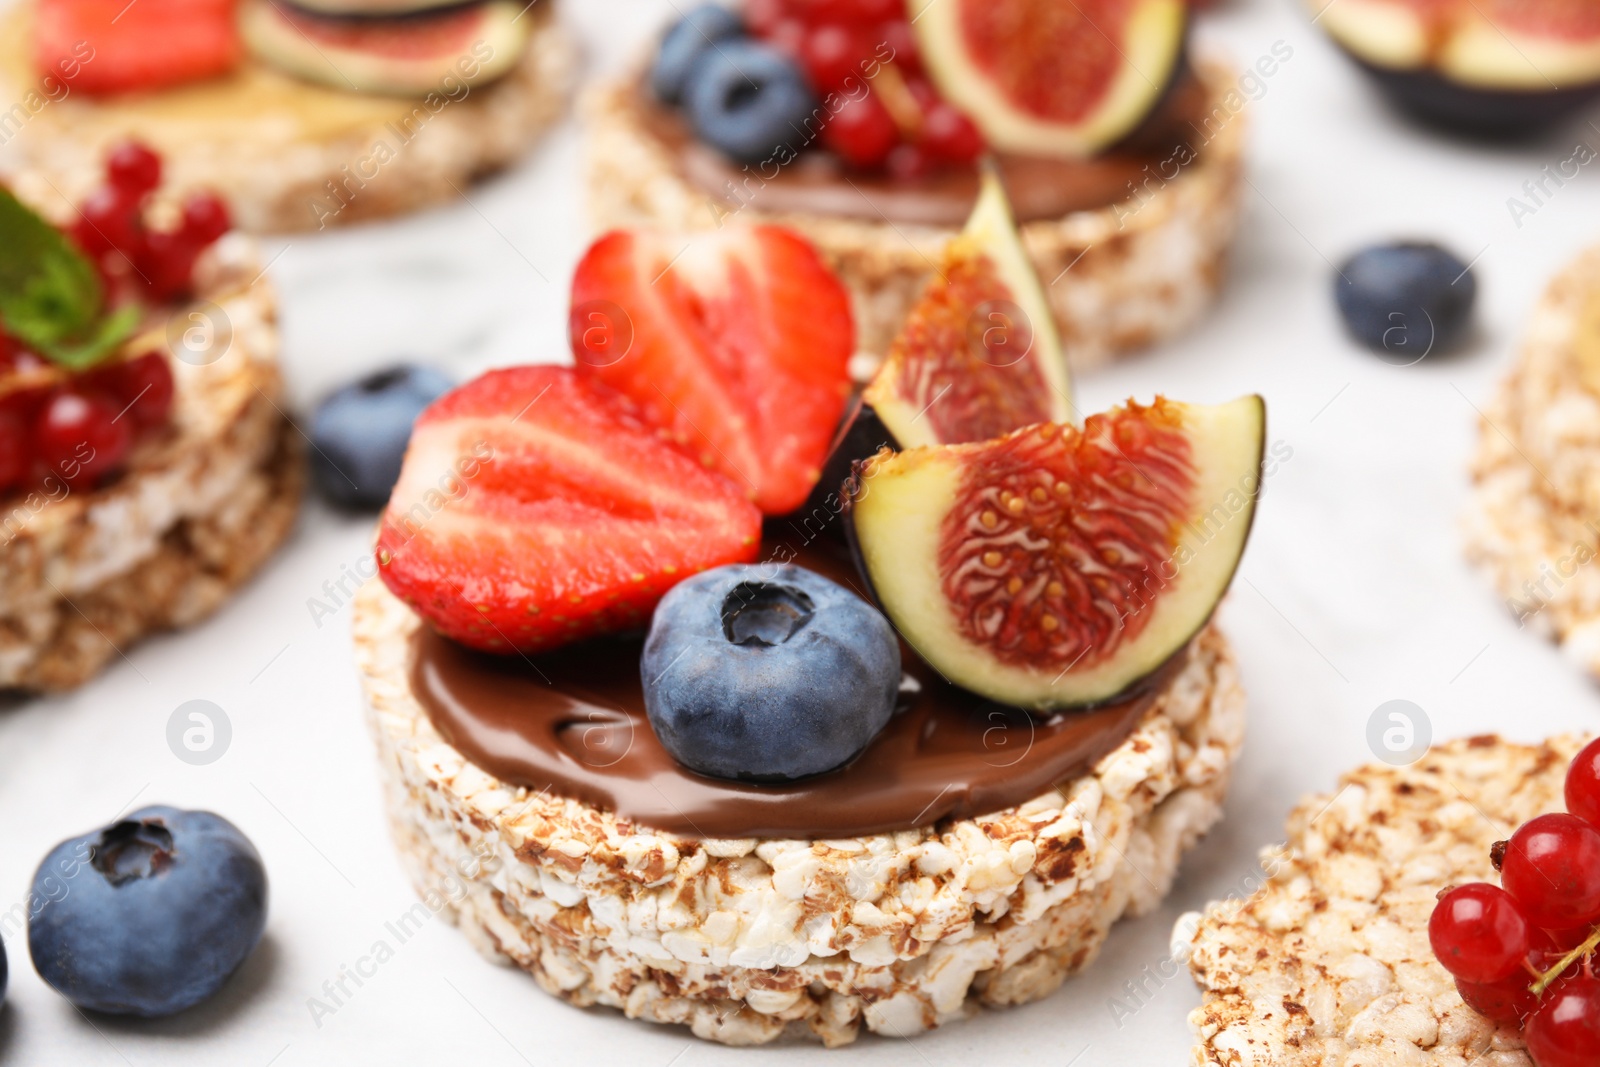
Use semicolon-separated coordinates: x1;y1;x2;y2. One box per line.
35;0;241;96
375;366;762;654
569;226;855;516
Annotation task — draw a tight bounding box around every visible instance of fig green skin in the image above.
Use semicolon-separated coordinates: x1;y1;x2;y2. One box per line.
29;807;267;1017
840;399;1267;712
642;564;901;783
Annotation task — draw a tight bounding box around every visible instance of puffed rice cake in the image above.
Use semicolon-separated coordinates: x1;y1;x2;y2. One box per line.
584;57;1247;368
1466;245;1600;677
1180;734;1589;1066
0;0;573;233
354;570;1247;1047
0;235;301;691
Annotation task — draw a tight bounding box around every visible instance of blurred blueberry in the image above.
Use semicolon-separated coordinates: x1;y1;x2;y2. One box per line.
311;364;453;510
1335;241;1476;361
685;41;818;165
29;806;267;1017
1;933;7;1008
642;563;900;781
652;4;745;105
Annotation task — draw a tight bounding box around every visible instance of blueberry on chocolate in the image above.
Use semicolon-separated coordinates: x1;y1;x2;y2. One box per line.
641;563;900;782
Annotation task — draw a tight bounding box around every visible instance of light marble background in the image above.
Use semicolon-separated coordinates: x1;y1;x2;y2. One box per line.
3;0;1600;1063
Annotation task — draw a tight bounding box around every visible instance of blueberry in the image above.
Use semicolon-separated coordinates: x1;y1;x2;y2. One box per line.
1334;241;1476;360
684;41;818;165
1;932;7;1007
652;3;745;106
642;564;901;782
310;364;453;510
29;806;267;1016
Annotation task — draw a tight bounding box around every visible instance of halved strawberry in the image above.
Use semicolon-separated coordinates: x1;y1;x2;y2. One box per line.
375;366;762;654
569;226;855;516
35;0;241;95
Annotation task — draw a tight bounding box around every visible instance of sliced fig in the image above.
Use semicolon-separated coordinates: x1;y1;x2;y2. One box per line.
911;0;1187;158
1317;0;1600;134
862;169;1072;451
239;0;530;96
845;396;1264;710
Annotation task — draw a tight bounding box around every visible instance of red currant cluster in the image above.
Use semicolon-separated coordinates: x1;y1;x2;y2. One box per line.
70;142;231;304
747;0;984;175
1429;737;1600;1065
0;340;175;495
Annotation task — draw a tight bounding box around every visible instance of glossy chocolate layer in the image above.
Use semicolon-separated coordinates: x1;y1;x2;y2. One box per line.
643;68;1211;228
410;539;1178;839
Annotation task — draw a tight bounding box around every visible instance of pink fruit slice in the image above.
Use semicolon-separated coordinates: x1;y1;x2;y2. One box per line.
1318;0;1600;89
847;396;1264;709
911;0;1187;158
862;169;1071;449
239;0;530;96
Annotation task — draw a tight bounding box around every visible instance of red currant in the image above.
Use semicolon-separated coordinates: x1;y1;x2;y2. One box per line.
745;0;784;35
885;142;933;180
0;402;28;492
72;186;141;260
1455;974;1537;1026
822;90;899;169
138;229;202;303
880;20;922;73
1526;975;1600;1067
1501;813;1600;930
32;389;132;488
790;0;855;25
766;17;807;60
179;191;231;245
85;351;175;431
802;24;868;93
1566;737;1600;828
921;102;985;164
856;0;902;22
1429;883;1533;983
106;141;162;197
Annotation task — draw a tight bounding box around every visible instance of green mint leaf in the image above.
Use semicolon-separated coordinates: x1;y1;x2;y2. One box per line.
41;305;141;371
0;186;123;369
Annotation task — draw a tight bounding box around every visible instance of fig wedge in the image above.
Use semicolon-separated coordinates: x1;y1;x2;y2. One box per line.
862;168;1072;451
846;395;1265;710
911;0;1187;158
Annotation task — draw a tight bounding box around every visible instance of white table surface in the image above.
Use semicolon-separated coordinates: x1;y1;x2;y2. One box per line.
5;0;1600;1063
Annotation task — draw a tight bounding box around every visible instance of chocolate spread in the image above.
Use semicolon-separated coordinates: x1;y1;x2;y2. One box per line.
643;67;1212;228
410;536;1180;839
